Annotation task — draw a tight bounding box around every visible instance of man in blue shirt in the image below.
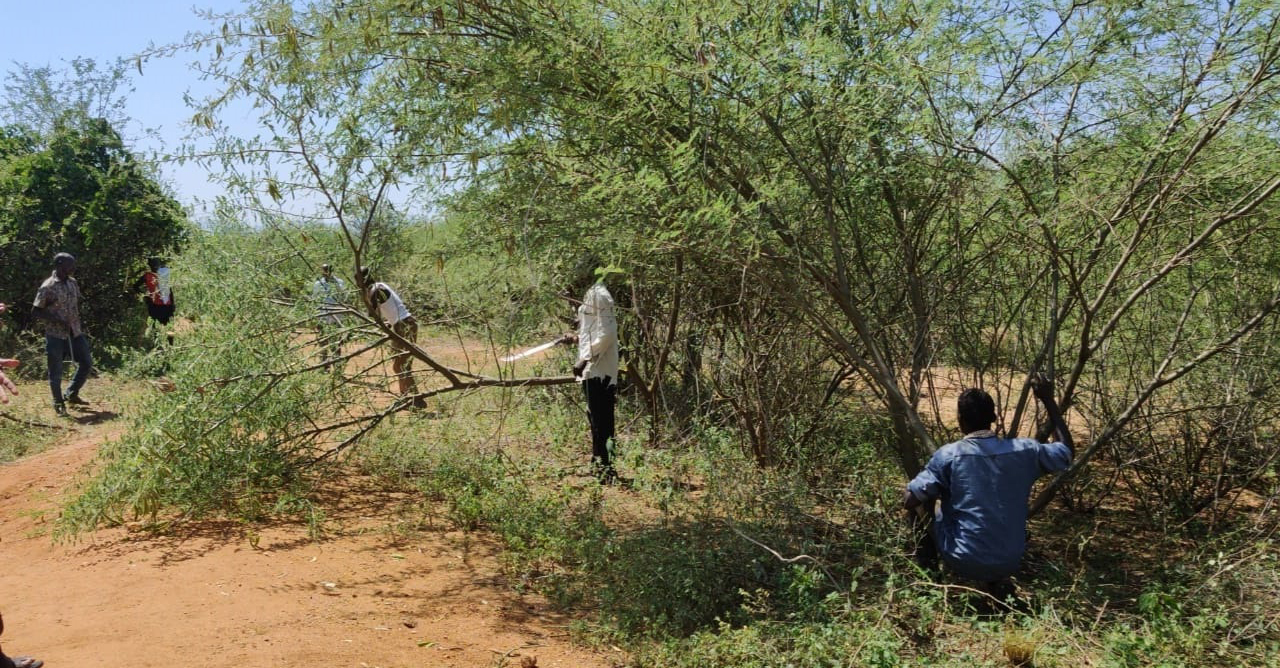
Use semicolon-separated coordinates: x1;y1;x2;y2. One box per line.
904;377;1073;587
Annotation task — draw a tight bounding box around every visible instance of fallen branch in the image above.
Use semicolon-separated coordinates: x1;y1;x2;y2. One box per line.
0;411;73;431
726;520;845;596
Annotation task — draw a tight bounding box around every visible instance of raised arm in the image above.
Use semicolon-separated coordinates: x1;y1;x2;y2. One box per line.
1031;373;1074;455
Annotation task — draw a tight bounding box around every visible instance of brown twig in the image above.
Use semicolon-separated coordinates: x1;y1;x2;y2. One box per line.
0;412;73;431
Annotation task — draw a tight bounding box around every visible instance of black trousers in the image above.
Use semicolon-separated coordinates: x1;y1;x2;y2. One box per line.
583;377;616;473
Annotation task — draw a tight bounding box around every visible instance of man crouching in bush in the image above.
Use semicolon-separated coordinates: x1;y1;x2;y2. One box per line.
903;376;1073;600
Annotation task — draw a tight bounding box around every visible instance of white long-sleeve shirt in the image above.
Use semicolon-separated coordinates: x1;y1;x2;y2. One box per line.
576;283;618;384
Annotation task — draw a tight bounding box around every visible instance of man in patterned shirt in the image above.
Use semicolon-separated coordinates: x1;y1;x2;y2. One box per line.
32;252;93;416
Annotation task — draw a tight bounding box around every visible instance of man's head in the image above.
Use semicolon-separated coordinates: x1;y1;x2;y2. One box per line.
148;257;162;271
956;388;998;433
359;266;373;283
321;263;333;277
565;254;602;299
53;252;76;279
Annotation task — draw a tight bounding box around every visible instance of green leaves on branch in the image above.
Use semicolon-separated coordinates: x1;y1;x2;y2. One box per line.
186;0;1280;496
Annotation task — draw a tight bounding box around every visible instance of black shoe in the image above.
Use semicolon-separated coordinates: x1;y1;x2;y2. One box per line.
53;402;68;417
2;654;45;668
65;392;89;406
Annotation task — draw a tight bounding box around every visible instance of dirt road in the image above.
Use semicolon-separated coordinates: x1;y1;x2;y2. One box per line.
0;382;615;668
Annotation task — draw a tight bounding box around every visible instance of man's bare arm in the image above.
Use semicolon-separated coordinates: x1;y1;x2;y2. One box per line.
1031;373;1074;455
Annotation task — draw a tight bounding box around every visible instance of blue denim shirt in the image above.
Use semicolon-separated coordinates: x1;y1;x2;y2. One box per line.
908;433;1071;580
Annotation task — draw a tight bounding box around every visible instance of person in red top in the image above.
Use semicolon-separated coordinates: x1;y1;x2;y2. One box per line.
141;257;175;345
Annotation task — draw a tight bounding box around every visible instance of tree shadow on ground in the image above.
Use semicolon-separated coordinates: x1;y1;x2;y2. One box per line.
69;473;422;565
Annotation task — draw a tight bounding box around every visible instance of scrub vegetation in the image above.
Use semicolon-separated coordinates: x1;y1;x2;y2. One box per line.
7;0;1280;664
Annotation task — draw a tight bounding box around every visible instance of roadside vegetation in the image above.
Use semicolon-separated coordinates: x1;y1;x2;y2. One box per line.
2;0;1279;664
40;217;1278;666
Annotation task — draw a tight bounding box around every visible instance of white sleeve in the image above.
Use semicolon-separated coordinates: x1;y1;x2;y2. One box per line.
583;286;617;358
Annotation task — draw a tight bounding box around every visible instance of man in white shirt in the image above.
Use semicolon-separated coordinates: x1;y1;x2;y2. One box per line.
361;266;425;407
561;274;619;483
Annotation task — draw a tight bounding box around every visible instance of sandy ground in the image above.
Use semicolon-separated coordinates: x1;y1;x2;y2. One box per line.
0;379;617;668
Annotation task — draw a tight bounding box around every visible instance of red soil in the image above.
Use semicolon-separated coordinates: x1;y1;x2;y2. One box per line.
0;379;617;668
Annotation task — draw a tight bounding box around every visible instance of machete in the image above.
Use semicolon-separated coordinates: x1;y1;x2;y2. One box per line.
499;339;561;362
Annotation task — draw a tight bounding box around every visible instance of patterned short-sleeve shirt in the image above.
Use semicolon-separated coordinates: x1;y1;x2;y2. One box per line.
33;272;84;338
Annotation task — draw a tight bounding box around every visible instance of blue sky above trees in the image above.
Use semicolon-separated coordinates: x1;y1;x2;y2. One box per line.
0;1;248;211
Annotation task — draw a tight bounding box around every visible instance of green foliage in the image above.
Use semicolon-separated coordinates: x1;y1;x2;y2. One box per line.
181;0;1280;496
1099;582;1249;667
0;112;188;352
56;316;320;532
42;2;1280;664
582;519;834;636
47;219;1280;665
634;613;909;668
54;220;380;535
392;214;563;344
344;365;1280;666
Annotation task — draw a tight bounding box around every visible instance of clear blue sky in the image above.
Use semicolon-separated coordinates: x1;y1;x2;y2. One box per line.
0;1;250;212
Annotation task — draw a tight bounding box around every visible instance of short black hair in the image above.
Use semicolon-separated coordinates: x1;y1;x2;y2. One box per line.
957;388;998;430
567;254;600;292
54;252;76;266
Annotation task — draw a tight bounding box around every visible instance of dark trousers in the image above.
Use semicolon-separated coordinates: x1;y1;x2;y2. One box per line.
46;334;92;404
315;321;345;366
909;506;940;573
582;377;616;474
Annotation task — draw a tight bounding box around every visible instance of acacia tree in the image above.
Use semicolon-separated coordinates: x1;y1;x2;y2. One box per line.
351;0;1280;488
74;0;1280;525
0;57;134;139
57;2;590;528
